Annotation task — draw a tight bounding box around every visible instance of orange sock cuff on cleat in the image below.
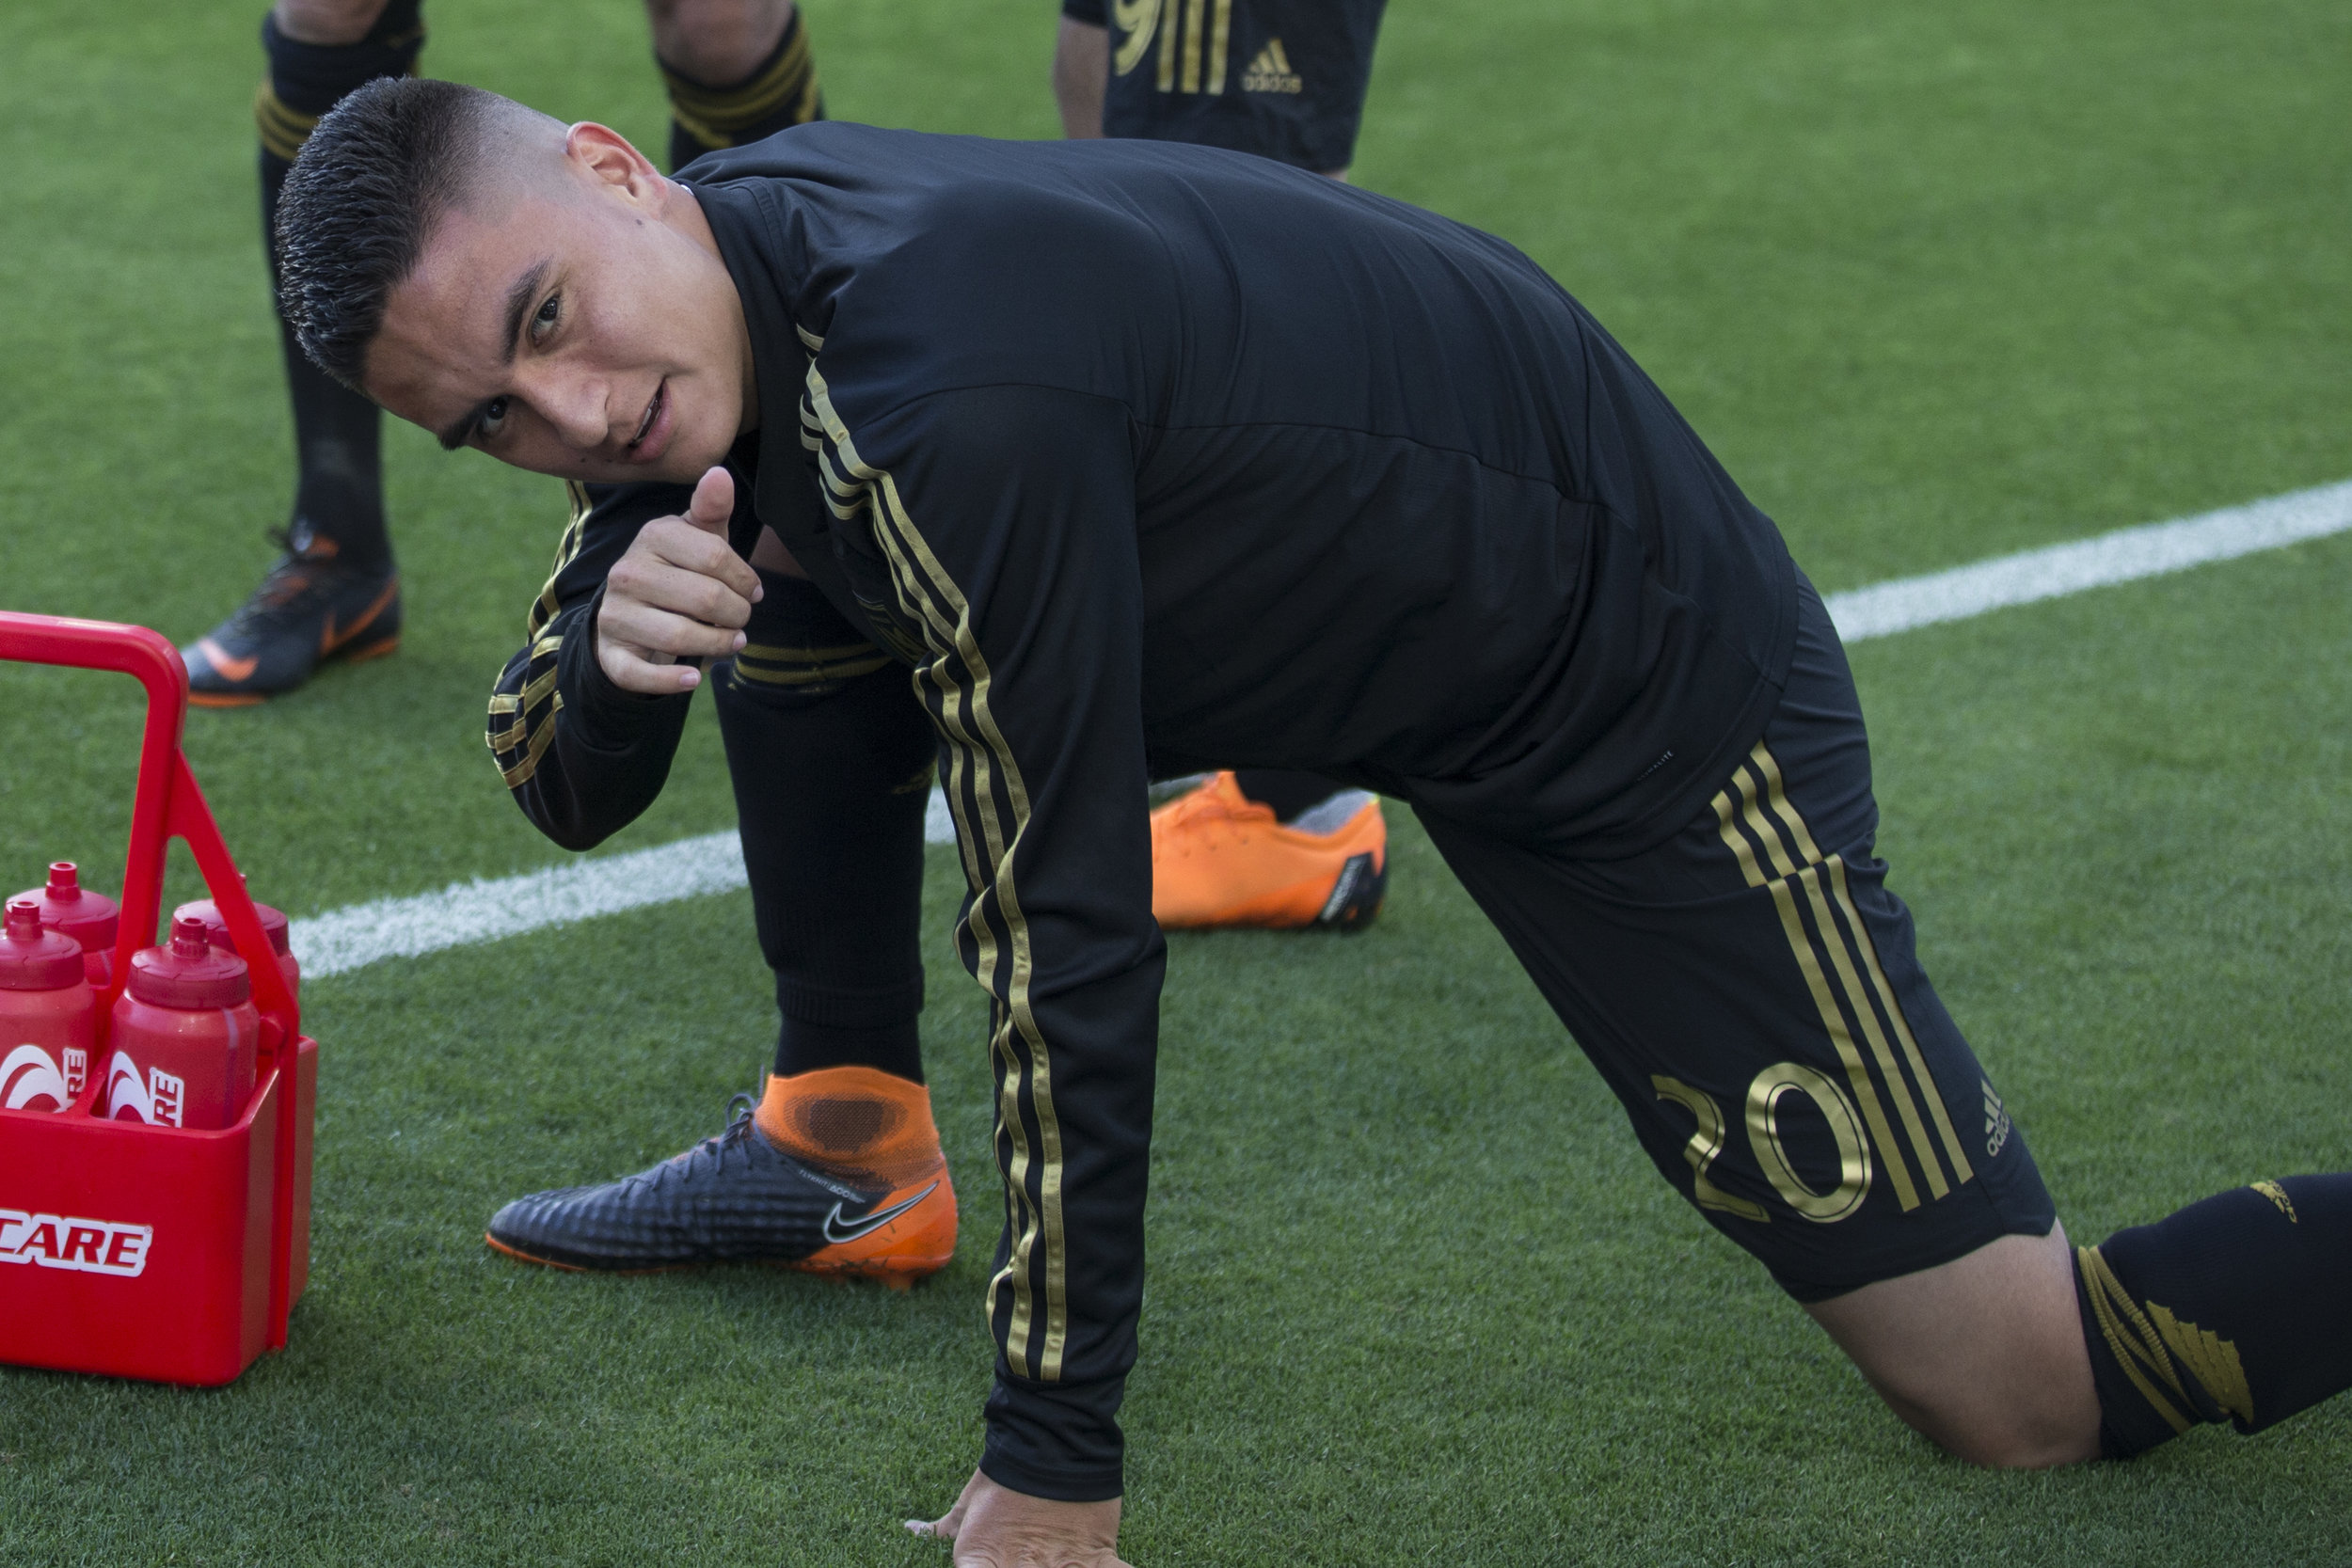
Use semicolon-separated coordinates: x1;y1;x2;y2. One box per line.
755;1066;940;1189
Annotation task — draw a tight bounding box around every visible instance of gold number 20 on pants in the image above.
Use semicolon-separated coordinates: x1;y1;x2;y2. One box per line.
1653;1064;1874;1224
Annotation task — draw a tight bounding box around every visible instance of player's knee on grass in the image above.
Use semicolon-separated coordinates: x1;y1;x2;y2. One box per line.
1805;1227;2100;1468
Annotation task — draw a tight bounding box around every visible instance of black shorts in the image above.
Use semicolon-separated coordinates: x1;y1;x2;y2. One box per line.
1416;577;2057;1301
1062;0;1389;173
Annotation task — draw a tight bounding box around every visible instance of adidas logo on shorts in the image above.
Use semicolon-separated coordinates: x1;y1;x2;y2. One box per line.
1242;39;1304;94
1982;1079;2012;1158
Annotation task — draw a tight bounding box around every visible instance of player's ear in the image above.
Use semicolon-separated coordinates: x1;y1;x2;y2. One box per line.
564;121;660;199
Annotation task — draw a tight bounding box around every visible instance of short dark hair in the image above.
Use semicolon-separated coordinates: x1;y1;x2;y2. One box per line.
275;76;499;388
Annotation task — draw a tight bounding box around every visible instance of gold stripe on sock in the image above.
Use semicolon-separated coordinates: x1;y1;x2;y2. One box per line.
2251;1180;2298;1223
664;18;819;150
2148;1303;2255;1427
254;81;319;162
2077;1245;2194;1434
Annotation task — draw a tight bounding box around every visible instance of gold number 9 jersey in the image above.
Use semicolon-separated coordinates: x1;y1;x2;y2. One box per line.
1062;0;1391;176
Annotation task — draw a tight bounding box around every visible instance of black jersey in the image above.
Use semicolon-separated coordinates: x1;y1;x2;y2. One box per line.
1062;0;1390;172
504;123;1798;1500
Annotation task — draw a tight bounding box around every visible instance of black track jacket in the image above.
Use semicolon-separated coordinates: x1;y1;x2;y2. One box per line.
492;124;1798;1500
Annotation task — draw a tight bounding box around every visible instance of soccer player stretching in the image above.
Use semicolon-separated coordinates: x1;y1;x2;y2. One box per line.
273;82;2352;1567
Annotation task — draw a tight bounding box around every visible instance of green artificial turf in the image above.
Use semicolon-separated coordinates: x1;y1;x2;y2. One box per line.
2;0;2349;1561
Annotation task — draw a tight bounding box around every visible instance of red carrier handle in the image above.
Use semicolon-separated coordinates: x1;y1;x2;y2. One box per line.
0;610;305;1342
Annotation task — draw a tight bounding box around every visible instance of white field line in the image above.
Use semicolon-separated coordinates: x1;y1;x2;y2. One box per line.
1824;478;2352;641
297;790;962;979
292;477;2352;980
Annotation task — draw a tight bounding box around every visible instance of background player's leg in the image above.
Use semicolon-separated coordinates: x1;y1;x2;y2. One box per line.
1151;771;1389;931
646;0;821;174
185;0;416;705
1052;15;1107;139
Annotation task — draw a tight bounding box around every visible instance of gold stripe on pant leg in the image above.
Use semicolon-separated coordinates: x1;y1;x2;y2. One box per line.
1751;744;1972;1185
1713;780;1923;1211
1745;750;1953;1199
1824;854;1976;1183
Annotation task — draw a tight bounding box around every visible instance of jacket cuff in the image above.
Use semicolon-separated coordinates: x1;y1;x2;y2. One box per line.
558;584;695;747
979;1373;1126;1503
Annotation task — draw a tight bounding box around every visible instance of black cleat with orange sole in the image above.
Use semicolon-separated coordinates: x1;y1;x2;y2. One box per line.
485;1092;957;1289
182;527;401;706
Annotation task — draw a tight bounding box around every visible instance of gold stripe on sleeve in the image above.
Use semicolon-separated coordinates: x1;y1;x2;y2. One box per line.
802;359;1072;1380
495;691;563;788
525;482;594;639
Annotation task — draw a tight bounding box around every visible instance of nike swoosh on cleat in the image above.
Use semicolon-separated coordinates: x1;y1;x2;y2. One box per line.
820;1180;940;1245
196;639;260;683
320;581;399;657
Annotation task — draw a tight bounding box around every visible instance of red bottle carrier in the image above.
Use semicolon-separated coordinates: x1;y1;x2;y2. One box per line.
0;611;315;1386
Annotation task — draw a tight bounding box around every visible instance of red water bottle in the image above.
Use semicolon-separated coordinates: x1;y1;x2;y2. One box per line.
175;884;300;1004
0;898;95;1114
102;915;260;1132
9;862;120;989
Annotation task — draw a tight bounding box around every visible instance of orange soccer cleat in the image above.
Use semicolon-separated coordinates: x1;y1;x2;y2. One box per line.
1150;772;1388;931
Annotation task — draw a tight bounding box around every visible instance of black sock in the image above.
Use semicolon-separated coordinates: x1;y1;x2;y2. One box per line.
661;7;824;174
2074;1174;2352;1457
256;2;421;571
1232;768;1349;825
714;572;932;1084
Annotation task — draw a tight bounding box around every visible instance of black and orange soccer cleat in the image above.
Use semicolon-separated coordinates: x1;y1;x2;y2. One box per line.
1150;771;1389;931
485;1068;956;1289
181;525;401;706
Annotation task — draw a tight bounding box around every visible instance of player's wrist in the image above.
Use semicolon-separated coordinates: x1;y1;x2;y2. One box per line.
979;1372;1128;1503
574;586;694;719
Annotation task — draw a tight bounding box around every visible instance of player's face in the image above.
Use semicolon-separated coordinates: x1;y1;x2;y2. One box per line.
362;124;753;485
